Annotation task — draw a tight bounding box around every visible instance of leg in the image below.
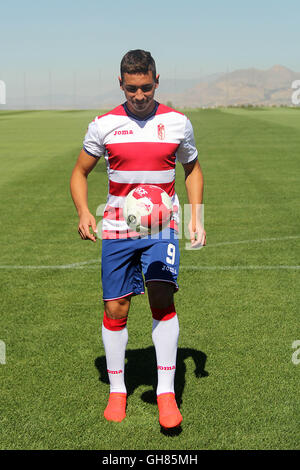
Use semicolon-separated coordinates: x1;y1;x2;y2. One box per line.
102;296;131;422
147;280;175;310
147;281;182;428
104;296;131;319
101;236;145;423
147;281;178;395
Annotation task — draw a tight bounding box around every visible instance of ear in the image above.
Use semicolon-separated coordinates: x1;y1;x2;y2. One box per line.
118;76;123;90
155;74;160;88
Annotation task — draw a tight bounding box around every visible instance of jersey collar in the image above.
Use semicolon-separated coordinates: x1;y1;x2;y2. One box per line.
122;101;159;121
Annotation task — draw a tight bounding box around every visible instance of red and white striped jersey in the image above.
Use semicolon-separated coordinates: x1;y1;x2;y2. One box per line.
83;101;198;239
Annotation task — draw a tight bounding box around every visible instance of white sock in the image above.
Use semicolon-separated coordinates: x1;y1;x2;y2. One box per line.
152;314;179;396
102;323;128;394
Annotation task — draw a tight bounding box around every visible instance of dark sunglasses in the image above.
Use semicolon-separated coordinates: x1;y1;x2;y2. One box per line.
122;83;155;93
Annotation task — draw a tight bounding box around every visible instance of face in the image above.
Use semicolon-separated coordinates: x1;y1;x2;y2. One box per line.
119;70;159;117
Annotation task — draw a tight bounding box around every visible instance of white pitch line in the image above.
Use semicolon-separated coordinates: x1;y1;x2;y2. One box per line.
1;263;298;271
0;235;298;270
0;259;100;269
204;235;300;248
180;265;300;271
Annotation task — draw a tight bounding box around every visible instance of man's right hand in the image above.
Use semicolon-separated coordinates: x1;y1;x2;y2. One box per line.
70;149;100;243
78;211;98;242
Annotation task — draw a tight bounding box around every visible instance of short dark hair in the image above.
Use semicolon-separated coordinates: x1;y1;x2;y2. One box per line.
120;49;156;80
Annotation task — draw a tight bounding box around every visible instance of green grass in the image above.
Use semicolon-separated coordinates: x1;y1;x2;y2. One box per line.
0;107;299;450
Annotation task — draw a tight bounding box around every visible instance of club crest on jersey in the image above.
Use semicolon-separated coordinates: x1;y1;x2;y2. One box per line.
157;123;165;140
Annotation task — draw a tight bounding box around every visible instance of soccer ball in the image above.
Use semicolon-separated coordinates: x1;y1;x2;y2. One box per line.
123;184;173;235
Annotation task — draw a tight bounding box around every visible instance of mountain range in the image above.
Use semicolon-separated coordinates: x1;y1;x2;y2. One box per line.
155;65;299;108
1;65;299;109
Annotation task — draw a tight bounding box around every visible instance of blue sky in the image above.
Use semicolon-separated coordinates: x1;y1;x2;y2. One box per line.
0;0;299;104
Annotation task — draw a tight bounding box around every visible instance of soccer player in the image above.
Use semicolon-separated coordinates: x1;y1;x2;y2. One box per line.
70;50;206;428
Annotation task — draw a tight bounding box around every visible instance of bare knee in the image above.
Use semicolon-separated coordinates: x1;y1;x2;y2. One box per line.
104;296;131;319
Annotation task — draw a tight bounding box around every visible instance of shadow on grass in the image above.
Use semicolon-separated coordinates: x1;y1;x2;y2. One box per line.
94;346;208;435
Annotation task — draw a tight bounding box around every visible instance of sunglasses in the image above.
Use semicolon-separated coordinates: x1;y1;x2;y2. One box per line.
122;83;155;93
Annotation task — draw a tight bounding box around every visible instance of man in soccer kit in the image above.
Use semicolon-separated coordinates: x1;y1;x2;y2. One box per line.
70;50;206;428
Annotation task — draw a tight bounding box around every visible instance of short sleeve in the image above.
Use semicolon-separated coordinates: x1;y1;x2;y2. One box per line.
175;118;198;164
83;119;104;158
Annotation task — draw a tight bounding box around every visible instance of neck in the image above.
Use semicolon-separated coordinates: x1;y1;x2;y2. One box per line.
125;100;156;119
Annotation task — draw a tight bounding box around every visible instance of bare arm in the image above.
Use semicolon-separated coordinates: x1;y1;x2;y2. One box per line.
182;159;206;247
70;149;99;242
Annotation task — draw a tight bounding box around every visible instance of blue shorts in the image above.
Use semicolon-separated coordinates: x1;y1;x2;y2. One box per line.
101;228;180;301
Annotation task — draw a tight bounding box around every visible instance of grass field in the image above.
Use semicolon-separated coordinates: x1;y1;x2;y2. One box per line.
0;107;299;450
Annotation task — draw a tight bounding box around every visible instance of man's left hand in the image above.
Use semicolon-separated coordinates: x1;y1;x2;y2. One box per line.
188;219;206;248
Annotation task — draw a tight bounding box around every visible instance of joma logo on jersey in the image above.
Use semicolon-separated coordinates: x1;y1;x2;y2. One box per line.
113;130;133;135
